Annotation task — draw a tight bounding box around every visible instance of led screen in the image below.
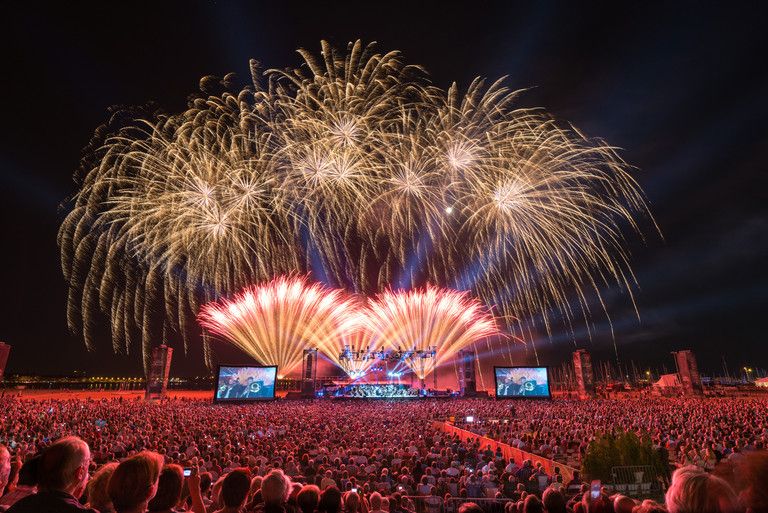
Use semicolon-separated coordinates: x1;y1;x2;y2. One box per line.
494;367;551;398
215;365;277;401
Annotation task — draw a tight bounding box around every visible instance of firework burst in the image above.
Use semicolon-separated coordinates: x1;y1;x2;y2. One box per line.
197;275;358;376
59;40;654;370
365;286;501;379
322;314;380;379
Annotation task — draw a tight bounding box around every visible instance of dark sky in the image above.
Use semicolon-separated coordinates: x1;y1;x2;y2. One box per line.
2;2;767;378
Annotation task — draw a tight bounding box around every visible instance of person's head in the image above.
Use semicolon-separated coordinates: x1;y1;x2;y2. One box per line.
369;491;383;511
16;455;40;488
458;503;484;513
390;491;402;508
318;485;342;513
148;464;184;512
0;445;11;492
297;484;321;513
86;462;118;512
248;475;263;501
665;465;740;513
200;472;212;495
221;468;251;509
715;449;768;513
211;475;225;505
580;491;609;513
262;468;291;505
38;436;91;497
541;487;566;513
108;451;164;513
522;495;543;513
381;496;390;512
344;490;360;512
613;494;636;513
632;500;667;513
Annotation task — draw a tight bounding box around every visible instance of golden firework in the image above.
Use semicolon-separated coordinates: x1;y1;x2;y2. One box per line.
365;285;501;379
198;275;358;376
59;40;654;370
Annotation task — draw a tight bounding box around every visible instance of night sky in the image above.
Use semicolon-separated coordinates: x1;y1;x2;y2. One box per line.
2;2;767;378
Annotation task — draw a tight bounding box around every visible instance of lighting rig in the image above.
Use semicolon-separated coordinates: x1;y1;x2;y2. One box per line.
338;345;438;389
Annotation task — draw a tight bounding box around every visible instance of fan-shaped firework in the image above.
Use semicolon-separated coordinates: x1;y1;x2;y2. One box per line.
59;40;654;370
365;286;501;379
197;275;358;376
317;307;379;379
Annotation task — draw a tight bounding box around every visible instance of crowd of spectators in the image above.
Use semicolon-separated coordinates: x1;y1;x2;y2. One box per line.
449;398;768;471
0;396;766;513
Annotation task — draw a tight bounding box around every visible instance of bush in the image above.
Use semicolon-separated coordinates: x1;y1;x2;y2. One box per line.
581;430;666;482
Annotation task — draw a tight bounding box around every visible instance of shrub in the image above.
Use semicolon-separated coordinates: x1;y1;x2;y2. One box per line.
581;430;666;482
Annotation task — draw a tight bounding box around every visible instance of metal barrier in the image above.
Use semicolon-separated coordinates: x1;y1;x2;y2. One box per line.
432;422;579;483
610;465;662;499
403;496;518;513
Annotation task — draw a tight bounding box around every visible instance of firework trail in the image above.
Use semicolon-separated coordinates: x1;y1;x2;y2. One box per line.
59;40;654;370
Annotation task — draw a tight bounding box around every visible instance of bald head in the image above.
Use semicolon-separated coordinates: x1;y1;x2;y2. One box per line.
38;436;90;495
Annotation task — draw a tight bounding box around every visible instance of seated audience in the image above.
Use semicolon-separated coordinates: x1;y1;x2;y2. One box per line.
1;396;768;513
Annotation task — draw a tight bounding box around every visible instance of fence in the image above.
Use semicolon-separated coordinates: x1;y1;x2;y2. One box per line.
432;421;579;483
610;465;664;499
403;496;517;513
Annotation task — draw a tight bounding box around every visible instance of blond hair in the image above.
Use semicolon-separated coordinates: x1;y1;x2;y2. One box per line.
87;462;118;511
665;465;740;513
108;451;164;512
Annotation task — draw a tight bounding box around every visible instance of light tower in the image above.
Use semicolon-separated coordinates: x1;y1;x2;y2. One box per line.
145;344;173;400
301;348;318;398
457;349;477;397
